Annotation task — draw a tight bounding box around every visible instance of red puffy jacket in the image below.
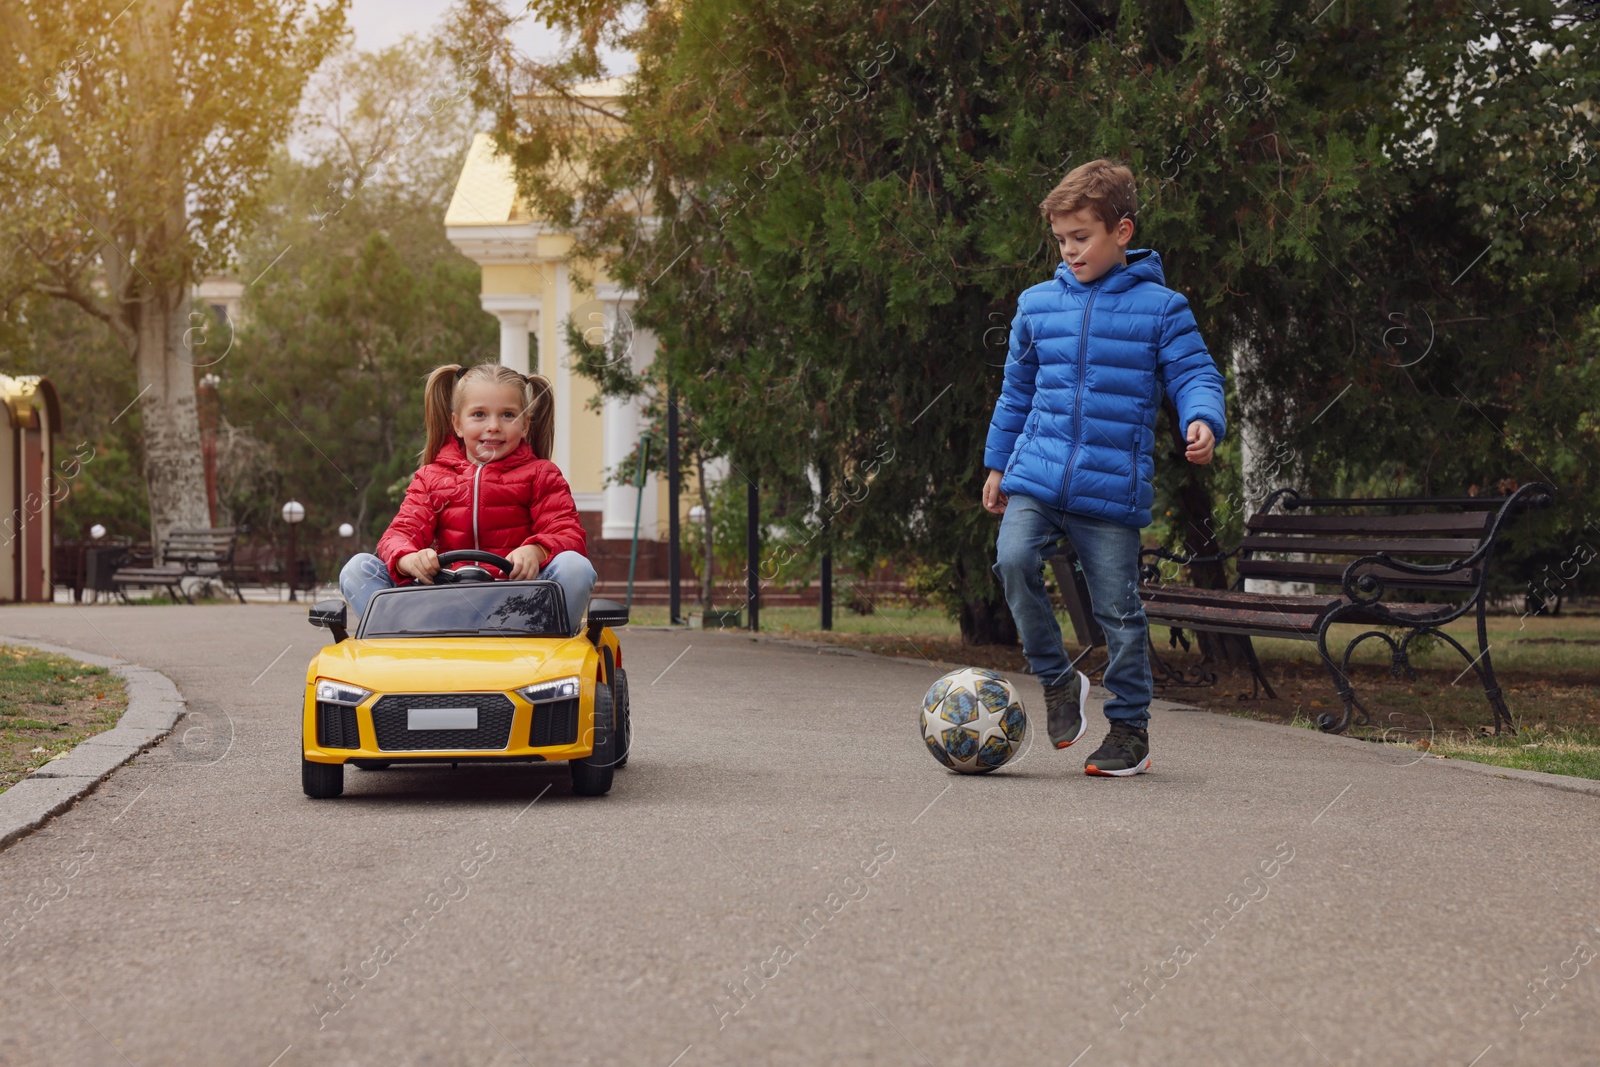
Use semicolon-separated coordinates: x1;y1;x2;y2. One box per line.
376;438;588;582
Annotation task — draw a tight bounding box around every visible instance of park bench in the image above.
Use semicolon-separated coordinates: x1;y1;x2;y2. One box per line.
1130;483;1554;735
111;527;244;604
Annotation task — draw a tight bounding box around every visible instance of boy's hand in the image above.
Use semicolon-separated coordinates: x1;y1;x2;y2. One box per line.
398;549;440;583
1185;421;1216;465
982;469;1009;514
507;544;547;580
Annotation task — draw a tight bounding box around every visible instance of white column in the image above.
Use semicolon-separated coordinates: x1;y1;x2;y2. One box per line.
552;262;572;476
480;294;541;375
633;326;659;539
600;318;661;541
602;390;639;541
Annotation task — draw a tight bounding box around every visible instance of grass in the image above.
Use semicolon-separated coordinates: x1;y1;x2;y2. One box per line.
1422;724;1600;780
0;645;128;792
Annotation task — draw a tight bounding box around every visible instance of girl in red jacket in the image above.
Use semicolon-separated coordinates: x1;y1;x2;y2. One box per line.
339;362;596;633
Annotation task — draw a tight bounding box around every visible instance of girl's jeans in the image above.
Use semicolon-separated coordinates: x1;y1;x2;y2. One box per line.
339;551;598;636
993;495;1153;729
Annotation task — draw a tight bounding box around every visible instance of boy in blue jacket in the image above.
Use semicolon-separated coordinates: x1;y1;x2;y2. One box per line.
982;159;1227;777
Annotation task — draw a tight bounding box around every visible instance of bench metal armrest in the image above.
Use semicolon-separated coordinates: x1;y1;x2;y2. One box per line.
1138;545;1240;584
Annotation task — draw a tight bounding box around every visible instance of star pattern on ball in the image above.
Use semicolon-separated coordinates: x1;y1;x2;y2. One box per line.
919;667;1028;774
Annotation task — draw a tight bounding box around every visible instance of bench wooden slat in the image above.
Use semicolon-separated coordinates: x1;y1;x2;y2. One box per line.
1143;593;1455;635
1247;512;1493;536
1236;559;1478;589
112;567;186;580
1140;587;1338;611
1238;535;1482;557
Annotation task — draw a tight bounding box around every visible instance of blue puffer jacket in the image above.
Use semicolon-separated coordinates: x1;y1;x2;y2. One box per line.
984;249;1227;529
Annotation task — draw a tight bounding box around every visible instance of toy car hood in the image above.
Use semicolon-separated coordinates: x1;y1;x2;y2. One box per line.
307;635;595;694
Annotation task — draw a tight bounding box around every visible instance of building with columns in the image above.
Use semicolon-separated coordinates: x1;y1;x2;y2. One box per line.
444;85;672;590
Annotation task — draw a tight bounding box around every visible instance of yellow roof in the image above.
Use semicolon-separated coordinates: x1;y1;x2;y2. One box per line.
444;133;523;228
444;77;635;230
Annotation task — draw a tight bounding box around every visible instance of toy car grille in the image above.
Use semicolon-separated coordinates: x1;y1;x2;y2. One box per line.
316;703;361;749
529;698;579;747
370;693;515;751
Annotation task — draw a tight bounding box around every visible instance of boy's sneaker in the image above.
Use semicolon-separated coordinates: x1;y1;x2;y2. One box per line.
1043;671;1091;749
1084;721;1151;776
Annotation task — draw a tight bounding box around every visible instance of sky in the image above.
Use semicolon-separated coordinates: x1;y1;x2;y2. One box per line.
345;0;634;71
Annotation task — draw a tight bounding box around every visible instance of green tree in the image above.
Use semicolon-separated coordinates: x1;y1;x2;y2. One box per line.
0;0;347;545
454;0;1599;644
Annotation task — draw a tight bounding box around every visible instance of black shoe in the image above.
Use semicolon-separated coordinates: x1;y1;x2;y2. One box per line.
1084;721;1151;777
1043;671;1091;749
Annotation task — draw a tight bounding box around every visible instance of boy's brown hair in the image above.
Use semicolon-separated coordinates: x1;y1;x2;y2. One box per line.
1039;158;1138;232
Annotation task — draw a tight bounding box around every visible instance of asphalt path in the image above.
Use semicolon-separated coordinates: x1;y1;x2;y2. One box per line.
0;604;1596;1066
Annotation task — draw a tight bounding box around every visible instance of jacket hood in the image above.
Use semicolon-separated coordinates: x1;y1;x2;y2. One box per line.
432;437;537;472
1055;248;1165;293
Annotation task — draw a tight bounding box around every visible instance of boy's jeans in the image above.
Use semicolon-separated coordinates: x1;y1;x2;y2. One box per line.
339;551;598;636
993;496;1152;729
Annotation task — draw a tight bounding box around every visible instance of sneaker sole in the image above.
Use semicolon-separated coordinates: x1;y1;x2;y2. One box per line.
1052;672;1093;750
1084;754;1152;777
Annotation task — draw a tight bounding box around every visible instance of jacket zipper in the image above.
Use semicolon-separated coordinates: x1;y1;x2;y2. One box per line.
1128;425;1142;507
1062;282;1100;505
471;464;484;550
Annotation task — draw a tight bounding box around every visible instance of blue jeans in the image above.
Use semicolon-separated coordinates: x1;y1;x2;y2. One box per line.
339;551;598;636
993;496;1152;728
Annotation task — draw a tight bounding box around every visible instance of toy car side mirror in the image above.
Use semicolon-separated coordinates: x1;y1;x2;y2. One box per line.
309;599;350;642
585;598;628;645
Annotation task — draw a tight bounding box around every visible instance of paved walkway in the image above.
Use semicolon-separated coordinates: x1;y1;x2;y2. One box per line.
0;604;1595;1066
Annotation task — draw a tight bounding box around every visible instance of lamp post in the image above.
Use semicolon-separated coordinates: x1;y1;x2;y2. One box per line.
198;374;221;527
282;500;305;601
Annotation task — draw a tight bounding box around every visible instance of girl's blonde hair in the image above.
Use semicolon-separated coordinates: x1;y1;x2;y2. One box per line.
419;362;555;465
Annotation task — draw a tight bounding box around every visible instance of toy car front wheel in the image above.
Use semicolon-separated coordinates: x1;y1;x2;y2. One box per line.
569;684;615;797
302;758;344;799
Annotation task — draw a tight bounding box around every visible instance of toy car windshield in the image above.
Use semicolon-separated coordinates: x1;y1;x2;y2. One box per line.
358;581;570;639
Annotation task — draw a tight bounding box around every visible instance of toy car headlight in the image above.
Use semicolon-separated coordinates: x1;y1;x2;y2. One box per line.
315;679;373;706
516;676;581;703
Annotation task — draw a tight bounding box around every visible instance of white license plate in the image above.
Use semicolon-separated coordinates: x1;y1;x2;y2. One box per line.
407;707;478;731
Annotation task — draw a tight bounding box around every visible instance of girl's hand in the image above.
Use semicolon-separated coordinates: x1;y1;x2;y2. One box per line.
398;549;440;583
1185;421;1216;465
507;544;547;580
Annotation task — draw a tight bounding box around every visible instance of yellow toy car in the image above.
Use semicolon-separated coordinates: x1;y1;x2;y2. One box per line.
300;550;630;799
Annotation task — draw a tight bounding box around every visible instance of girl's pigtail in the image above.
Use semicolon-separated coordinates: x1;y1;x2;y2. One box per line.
524;373;555;460
418;364;463;465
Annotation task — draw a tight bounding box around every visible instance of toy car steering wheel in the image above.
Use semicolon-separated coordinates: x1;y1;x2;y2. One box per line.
434;549;516;584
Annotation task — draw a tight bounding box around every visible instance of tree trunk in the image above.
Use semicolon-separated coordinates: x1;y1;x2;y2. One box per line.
955;553;1018;646
696;451;714;607
136;286;211;548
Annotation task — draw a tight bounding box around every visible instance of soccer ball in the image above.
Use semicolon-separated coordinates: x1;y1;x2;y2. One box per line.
920;668;1028;774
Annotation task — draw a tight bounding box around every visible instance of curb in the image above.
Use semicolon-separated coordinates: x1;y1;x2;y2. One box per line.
0;636;186;851
725;628;1600;800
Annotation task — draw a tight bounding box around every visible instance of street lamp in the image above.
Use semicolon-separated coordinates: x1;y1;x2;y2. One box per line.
282;500;305;601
